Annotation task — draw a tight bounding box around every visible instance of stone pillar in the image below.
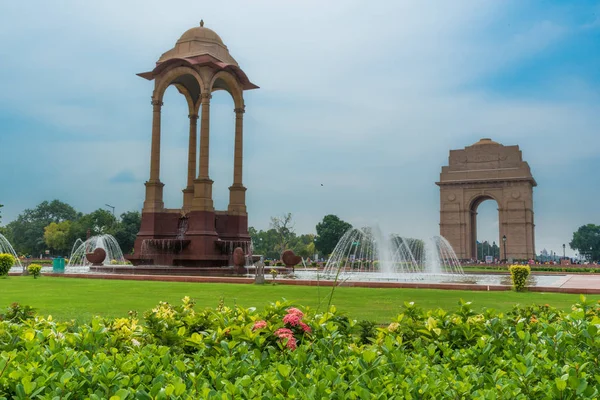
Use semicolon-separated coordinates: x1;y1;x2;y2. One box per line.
143;99;164;212
199;93;211;179
183;113;198;209
228;106;247;215
192;93;214;211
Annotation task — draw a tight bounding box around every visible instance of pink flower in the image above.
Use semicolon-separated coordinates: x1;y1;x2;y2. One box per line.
252;320;267;331
283;313;301;326
286;307;304;318
285;336;297;350
274;328;294;339
300;322;312;333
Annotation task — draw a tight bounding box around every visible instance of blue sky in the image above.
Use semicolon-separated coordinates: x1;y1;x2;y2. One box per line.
0;0;599;256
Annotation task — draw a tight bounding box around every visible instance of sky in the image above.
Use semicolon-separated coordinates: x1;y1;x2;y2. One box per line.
0;1;599;257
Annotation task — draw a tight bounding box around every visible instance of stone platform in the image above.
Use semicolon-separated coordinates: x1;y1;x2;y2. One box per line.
88;265;292;276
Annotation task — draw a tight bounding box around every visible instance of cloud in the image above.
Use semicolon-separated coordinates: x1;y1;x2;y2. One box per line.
0;0;598;257
109;170;139;184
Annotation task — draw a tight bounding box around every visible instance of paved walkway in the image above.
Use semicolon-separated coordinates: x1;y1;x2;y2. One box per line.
21;272;600;294
556;274;600;290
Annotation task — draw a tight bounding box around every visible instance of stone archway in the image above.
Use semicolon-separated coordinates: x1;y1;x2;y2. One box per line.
127;21;259;267
436;139;536;261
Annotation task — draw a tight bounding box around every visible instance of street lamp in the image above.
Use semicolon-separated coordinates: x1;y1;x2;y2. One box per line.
502;235;507;262
562;244;566;259
105;204;115;217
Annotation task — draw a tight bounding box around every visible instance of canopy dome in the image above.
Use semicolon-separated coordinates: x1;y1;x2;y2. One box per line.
157;20;238;66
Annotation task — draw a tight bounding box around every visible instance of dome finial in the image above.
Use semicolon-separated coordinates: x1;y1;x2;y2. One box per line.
200;19;204;27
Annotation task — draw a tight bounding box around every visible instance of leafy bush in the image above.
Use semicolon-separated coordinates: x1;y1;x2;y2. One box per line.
0;302;36;322
275;261;284;266
1;297;600;398
264;260;271;266
27;263;42;279
509;264;531;291
0;253;15;276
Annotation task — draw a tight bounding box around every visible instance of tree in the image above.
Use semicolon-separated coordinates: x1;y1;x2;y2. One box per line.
570;224;600;261
0;204;3;225
112;211;141;255
270;213;296;256
315;215;352;257
69;209;117;243
44;221;72;255
291;234;316;259
249;227;285;259
5;200;79;255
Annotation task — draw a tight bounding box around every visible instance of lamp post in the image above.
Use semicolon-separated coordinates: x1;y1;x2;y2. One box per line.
562;244;565;260
502;235;507;263
105;204;115;217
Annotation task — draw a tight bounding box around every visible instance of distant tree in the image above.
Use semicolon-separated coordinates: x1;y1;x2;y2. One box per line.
315;215;352;257
270;213;296;256
0;204;3;225
570;224;600;261
44;221;72;255
112;211;141;254
5;200;79;255
291;234;316;259
249;227;282;259
69;209;117;242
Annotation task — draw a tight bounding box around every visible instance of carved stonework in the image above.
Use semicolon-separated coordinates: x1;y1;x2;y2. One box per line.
436;139;536;260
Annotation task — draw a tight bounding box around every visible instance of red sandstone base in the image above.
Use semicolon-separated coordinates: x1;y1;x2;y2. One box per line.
127;210;250;267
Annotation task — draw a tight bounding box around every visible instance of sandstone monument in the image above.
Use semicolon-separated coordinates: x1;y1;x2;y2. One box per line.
437;139;536;260
128;21;258;267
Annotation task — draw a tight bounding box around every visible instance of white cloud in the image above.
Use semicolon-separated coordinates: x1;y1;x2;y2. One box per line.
0;0;598;256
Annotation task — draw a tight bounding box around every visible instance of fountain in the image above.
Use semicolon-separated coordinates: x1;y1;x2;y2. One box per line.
68;234;125;267
1;233;23;272
320;226;462;278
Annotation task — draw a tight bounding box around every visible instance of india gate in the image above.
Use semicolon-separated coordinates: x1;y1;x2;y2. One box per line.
437;139;536;261
128;21;258;267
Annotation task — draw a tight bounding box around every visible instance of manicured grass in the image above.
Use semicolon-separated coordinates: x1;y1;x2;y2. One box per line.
1;276;598;323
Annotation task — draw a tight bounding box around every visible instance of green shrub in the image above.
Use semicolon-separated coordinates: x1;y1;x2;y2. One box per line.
509;264;531;291
264;260;271;266
275;261;284;266
0;302;36;322
110;259;118;265
28;263;42;279
1;298;600;397
0;253;15;276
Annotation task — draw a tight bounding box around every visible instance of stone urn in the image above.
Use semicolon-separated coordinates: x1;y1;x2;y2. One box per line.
86;248;106;266
232;247;246;274
282;250;302;273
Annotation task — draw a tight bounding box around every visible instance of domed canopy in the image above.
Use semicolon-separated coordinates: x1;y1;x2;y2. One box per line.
157;20;238;66
471;138;500;146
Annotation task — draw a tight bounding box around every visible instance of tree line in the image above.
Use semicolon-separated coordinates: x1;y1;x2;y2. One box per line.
0;200;354;260
0;200;140;257
5;200;593;262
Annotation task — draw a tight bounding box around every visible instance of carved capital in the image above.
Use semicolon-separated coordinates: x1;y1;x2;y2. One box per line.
188;114;199;120
201;92;212;100
151;99;163;109
234;107;246;115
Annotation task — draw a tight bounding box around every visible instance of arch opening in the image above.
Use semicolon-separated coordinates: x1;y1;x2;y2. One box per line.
208;90;235;210
160;85;191;210
470;197;501;262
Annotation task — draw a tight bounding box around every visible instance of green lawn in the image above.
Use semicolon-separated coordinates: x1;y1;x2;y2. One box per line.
1;277;598;323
